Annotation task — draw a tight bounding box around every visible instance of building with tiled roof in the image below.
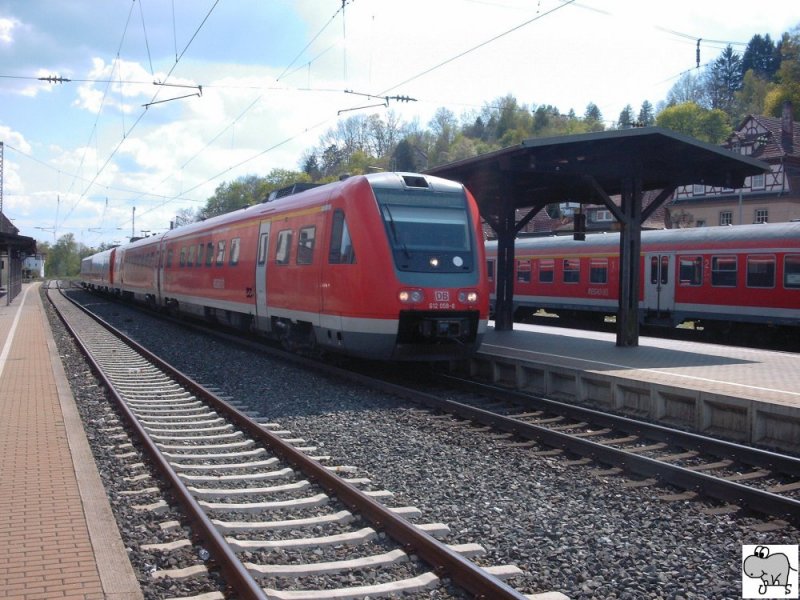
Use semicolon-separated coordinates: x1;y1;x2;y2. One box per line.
667;101;799;227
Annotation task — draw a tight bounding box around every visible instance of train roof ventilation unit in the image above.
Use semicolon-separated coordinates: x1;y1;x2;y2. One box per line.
401;174;429;189
266;182;322;202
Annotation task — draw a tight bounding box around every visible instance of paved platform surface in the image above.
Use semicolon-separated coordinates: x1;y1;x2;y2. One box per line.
473;322;800;453
482;322;800;407
0;283;142;600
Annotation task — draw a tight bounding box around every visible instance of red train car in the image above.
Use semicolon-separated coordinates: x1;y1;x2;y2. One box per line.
81;172;489;361
485;222;800;340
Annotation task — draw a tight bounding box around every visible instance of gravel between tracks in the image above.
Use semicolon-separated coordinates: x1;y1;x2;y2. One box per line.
48;289;800;600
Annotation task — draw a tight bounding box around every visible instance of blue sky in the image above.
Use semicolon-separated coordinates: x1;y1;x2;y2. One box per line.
1;0;797;248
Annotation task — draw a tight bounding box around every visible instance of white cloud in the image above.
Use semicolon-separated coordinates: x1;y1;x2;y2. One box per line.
0;16;18;45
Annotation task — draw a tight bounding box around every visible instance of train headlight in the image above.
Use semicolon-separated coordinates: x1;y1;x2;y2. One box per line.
399;289;424;303
429;257;439;268
458;290;479;304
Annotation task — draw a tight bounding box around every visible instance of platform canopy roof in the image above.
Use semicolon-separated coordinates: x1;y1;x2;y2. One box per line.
426;127;770;345
426;126;769;219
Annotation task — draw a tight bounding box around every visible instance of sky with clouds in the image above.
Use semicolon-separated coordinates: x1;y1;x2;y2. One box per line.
1;0;797;248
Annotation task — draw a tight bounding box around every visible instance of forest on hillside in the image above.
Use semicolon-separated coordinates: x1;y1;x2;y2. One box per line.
45;26;799;276
189;26;799;221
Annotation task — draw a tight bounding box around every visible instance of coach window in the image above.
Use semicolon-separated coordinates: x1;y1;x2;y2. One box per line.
711;256;737;287
486;260;495;282
784;255;800;289
196;243;205;267
746;255;775;288
539;259;554;283
179;247;186;267
166;249;173;268
276;230;292;265
188;245;196;266
589;258;608;284
297;226;316;265
517;259;531;283
205;242;214;267
679;256;703;286
229;237;241;266
256;234;268;266
563;258;580;284
216;240;226;266
328;210;356;264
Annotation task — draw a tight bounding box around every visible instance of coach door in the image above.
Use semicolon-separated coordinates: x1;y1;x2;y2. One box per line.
644;253;675;316
254;221;271;330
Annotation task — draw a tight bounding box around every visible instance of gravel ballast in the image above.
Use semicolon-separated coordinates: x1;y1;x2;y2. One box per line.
48;288;800;599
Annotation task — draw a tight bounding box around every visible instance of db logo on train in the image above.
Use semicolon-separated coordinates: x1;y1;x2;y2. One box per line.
434;290;450;302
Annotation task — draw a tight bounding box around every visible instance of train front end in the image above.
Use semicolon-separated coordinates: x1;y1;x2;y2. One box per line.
367;173;489;360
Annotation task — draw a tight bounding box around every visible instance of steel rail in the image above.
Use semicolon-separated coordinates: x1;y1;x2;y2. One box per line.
48;285;268;600
53;286;527;600
337;369;800;524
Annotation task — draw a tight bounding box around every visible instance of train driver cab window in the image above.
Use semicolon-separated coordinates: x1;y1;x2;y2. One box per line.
746;255;775;288
297;226;316;265
516;259;531;283
785;255;800;289
589;259;608;284
328;210;356;264
563;258;580;283
486;260;495;282
711;255;737;287
539;259;554;283
276;230;293;265
229;237;240;266
216;240;226;266
205;242;214;267
679;256;703;286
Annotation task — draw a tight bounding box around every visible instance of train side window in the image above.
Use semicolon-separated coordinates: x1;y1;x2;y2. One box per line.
179;247;186;267
229;238;240;266
328;210;356;264
166;249;173;268
196;243;204;267
563;258;580;283
297;226;316;265
276;230;292;265
216;240;226;266
679;256;703;286
188;245;195;266
711;255;737;287
589;259;608;284
746;254;775;288
539;259;554;283
517;259;531;283
487;260;495;282
784;255;800;289
205;242;214;267
256;234;268;266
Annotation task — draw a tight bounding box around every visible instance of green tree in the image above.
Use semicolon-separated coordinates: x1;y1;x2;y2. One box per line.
638;100;656;126
764;30;800;119
583;103;604;131
666;72;705;107
741;34;779;80
617;104;635;129
45;233;81;277
703;45;743;114
656;102;730;143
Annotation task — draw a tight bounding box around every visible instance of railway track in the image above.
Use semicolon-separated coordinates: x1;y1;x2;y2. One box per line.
363;368;800;528
64;282;800;529
47;282;530;600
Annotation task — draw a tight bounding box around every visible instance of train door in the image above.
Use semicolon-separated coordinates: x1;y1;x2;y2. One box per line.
254;220;271;331
644;253;675;316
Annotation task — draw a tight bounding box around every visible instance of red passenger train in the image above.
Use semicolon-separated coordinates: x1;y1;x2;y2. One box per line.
485;222;800;341
81;172;489;360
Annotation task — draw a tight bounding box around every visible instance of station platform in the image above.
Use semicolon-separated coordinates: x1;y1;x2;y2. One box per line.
461;322;800;454
0;283;142;600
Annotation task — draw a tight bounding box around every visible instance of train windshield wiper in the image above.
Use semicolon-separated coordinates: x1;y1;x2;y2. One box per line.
382;205;411;258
